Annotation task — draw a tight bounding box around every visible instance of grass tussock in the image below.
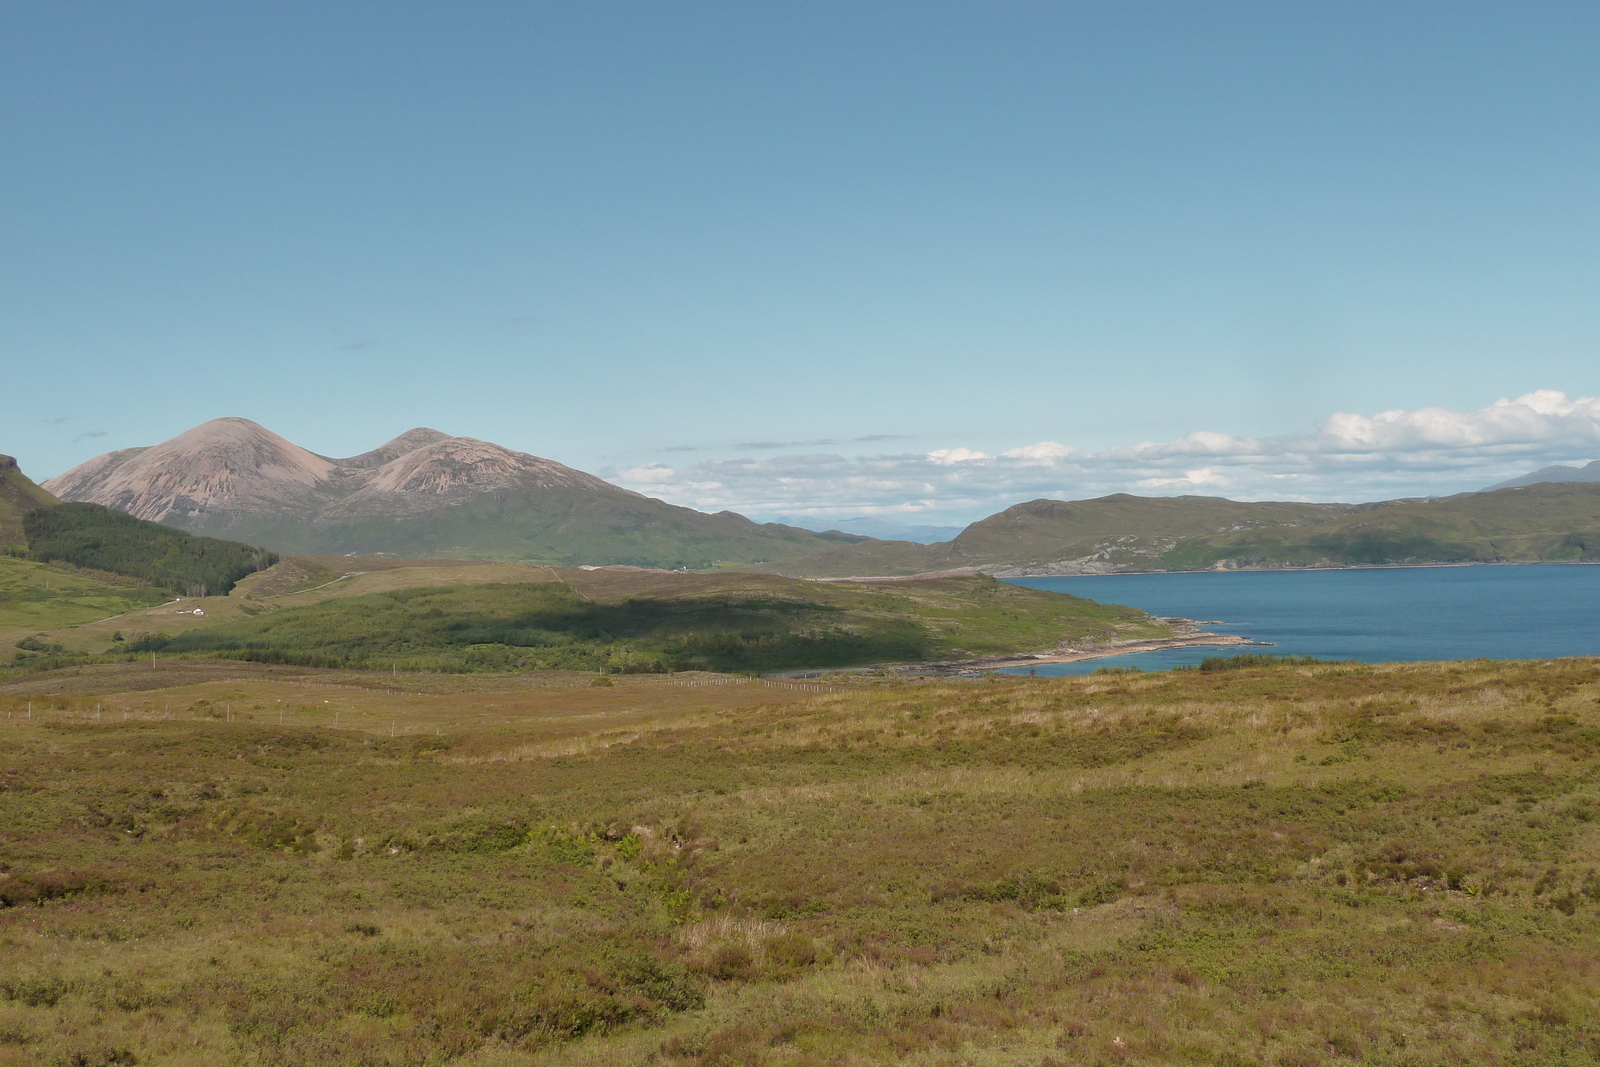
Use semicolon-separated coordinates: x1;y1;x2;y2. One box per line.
0;657;1598;1064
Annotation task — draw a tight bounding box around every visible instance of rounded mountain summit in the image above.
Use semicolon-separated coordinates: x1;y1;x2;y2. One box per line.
42;419;866;568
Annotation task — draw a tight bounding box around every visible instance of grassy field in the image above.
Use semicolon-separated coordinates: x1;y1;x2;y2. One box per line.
6;559;560;660
0;557;168;652
5;557;1170;674
1;655;1598;1065
122;569;1165;674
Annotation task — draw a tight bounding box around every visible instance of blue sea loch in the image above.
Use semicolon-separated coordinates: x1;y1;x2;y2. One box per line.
1001;564;1600;676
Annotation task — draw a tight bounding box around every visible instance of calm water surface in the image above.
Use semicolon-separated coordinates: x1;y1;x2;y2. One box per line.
1001;565;1600;676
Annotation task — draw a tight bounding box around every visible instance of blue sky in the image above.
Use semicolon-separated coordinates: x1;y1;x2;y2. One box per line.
5;2;1600;525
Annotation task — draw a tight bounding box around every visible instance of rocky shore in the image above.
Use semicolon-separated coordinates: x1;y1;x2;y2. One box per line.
767;618;1270;679
911;616;1266;674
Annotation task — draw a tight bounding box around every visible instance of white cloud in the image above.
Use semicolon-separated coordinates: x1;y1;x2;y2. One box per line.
1001;441;1078;463
1137;467;1230;489
927;447;990;465
1314;390;1600;451
612;391;1600;526
618;463;682;484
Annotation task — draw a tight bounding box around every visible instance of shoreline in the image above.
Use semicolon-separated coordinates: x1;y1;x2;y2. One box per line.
909;615;1268;675
813;559;1600;585
990;559;1600;579
944;632;1260;672
769;618;1271;679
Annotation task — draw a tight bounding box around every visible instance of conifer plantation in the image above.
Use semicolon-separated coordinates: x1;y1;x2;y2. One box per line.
21;503;278;597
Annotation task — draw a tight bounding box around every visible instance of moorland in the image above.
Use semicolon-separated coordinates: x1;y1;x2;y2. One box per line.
1;655;1598;1066
8;438;1600;1066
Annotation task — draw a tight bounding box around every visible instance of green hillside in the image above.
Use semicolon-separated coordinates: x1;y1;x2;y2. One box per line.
0;454;60;548
286;490;874;569
938;494;1355;572
1164;482;1600;568
23;502;279;597
756;536;939;577
0;555;168;644
129;570;1167;673
762;494;1356;577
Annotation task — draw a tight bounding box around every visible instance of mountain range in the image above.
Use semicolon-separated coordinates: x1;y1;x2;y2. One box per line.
23;422;1600;575
41;419;867;569
1486;459;1600;490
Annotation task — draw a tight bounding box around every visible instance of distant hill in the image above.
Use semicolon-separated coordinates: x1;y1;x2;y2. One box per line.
45;419;873;569
938;494;1359;575
1486;459;1600;490
777;515;964;544
764;486;1600;576
0;454;61;549
1162;482;1600;569
763;494;1361;577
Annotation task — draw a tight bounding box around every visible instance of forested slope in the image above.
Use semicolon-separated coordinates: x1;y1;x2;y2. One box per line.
23;503;279;596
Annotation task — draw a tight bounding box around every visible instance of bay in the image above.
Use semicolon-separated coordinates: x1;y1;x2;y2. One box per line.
1002;564;1600;676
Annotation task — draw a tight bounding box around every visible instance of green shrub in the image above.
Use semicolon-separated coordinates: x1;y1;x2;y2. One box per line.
0;978;71;1008
14;635;67;654
542;827;597;866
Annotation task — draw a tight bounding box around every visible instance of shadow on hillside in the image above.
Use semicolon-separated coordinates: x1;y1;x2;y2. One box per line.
131;584;933;673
